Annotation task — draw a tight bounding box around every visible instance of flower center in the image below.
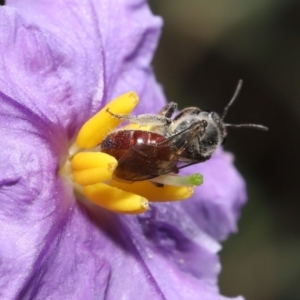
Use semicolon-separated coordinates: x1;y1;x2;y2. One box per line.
60;92;197;214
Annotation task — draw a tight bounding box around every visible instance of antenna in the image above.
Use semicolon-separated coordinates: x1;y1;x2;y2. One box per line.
221;79;243;120
225;123;268;131
222;79;268;132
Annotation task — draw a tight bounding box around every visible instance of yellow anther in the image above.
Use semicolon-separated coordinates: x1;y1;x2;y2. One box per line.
83;183;149;214
72;152;117;185
110;179;194;202
76;92;139;149
72;152;117;170
73;168;113;186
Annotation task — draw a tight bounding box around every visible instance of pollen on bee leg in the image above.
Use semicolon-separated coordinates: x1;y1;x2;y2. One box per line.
83;183;149;214
110;180;195;202
76;92;139;149
71;152;117;186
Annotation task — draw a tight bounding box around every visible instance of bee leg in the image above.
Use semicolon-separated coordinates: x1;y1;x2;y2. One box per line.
106;108;172;126
173;107;202;121
148;103;178;135
158;102;177;118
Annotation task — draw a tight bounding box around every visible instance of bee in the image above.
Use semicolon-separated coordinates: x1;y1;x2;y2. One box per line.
101;80;268;182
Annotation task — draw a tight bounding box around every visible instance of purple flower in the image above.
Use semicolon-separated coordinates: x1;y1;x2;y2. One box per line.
0;0;246;299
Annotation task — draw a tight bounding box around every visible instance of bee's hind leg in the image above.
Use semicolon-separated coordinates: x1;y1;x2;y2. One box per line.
106;108;172;127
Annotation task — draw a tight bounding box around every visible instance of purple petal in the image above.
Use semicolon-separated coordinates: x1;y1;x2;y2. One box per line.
3;1;165;138
181;148;247;241
0;6;98;139
0;91;75;298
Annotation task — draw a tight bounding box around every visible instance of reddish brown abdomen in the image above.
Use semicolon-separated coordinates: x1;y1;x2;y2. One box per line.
101;130;165;160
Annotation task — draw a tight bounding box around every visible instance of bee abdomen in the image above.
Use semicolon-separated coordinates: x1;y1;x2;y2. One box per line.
101;130;165;160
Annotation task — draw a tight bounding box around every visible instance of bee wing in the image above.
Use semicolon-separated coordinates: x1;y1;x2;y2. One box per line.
114;143;179;181
161;121;205;156
159;121;208;170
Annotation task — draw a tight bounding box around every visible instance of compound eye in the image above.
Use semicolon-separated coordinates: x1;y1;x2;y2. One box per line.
201;120;208;128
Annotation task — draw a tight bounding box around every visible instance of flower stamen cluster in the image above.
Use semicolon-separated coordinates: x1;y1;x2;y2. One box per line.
61;92;195;214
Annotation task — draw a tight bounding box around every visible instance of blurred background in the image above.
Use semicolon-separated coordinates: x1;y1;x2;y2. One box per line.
150;1;300;300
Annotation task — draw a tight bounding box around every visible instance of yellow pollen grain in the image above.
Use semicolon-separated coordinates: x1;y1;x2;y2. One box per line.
110;179;195;202
83;183;149;214
76;92;139;149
